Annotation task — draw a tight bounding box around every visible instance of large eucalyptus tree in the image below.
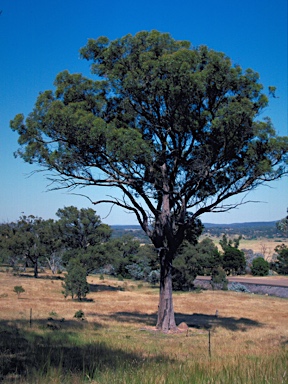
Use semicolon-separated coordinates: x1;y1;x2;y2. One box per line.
11;31;288;331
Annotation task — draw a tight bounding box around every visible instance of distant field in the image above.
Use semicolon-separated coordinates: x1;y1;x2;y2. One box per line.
202;236;288;260
0;271;287;383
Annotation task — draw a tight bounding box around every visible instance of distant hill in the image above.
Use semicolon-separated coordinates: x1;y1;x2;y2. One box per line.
204;221;277;228
111;221;282;241
203;221;280;239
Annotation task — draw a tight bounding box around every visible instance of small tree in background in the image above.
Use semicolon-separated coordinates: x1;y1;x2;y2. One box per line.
271;210;288;275
13;285;25;299
251;257;269;276
220;235;246;275
271;245;288;275
62;260;89;300
211;267;228;290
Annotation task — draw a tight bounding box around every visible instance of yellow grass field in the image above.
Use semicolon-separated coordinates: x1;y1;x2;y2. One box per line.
0;270;287;383
203;236;288;261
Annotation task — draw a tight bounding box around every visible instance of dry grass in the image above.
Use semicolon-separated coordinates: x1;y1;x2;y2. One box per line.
0;270;287;383
203;235;288;260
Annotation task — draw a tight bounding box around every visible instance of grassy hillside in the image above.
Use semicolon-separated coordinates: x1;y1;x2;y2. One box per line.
0;270;287;383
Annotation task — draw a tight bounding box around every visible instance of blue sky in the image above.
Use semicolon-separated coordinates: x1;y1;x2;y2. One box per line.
0;0;287;225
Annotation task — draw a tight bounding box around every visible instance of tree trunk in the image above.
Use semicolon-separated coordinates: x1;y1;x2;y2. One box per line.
33;259;38;278
156;254;177;332
154;171;179;332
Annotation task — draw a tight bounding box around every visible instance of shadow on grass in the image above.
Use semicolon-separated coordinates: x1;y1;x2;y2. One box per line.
0;321;172;381
89;283;120;292
175;313;263;331
98;311;263;331
15;273;64;281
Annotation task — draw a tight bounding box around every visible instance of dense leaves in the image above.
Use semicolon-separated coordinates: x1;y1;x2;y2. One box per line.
0;216;61;277
219;234;246;275
251;257;269;276
173;238;221;290
62;259;89;300
271;244;288;275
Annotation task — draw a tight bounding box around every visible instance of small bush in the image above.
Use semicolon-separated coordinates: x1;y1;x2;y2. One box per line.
229;282;250;293
62;260;89;300
211;267;228;290
49;311;58;317
251;257;269;276
13;285;25;298
99;274;105;280
74;309;85;320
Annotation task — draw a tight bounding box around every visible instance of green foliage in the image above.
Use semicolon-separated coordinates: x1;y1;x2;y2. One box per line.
0;216;63;277
57;206;112;250
103;234;141;278
173;238;221;291
271;244;288;275
222;247;246;276
49;311;58;317
13;285;25;298
73;309;85;320
0;208;111;278
57;206;112;272
62;260;90;300
251;257;269;276
211;267;228;290
219;234;242;251
219;235;246;275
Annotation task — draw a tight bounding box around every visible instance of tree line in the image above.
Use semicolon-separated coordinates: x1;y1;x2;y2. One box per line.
203;222;284;239
1;206;287;300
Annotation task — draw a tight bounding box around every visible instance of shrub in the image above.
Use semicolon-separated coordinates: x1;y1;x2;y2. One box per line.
62;260;89;300
13;285;25;298
49;311;58;317
74;309;85;320
271;244;288;275
211;267;228;290
251;257;269;276
222;247;246;275
229;282;250;293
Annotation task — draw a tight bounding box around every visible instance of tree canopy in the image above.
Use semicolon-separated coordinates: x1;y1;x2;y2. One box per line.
10;30;288;331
